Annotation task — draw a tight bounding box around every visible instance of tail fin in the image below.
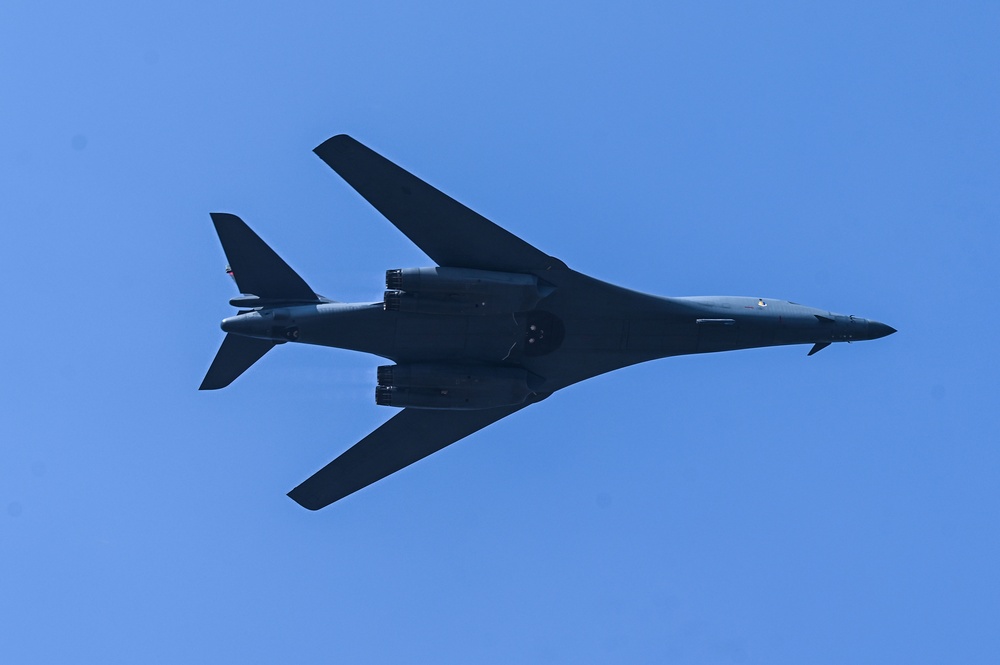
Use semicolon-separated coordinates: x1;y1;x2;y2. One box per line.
199;333;276;390
210;213;318;302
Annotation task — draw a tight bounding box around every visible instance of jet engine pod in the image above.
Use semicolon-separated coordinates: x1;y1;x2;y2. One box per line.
383;290;485;314
382;267;547;315
374;363;531;410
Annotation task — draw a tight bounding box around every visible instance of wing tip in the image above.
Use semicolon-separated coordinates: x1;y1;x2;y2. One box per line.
313;134;356;161
209;211;241;226
199;373;234;390
287;487;328;511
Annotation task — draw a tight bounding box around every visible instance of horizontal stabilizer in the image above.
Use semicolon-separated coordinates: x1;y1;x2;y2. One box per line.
287;398;539;509
210;213;318;302
199;333;276;390
313;135;566;274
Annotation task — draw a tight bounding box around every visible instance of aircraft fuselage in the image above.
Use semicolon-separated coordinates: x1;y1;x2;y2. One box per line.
221;268;894;395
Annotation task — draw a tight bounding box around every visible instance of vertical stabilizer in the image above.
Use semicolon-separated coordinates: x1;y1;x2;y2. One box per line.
210;213;318;302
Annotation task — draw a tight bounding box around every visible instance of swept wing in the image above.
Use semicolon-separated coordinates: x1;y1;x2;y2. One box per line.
283;137;561;507
313;135;565;274
288;398;539;509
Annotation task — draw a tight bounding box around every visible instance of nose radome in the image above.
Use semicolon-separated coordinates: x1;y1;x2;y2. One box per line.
868;320;897;339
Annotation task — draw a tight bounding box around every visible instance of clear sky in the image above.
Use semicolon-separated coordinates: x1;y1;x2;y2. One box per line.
3;2;998;663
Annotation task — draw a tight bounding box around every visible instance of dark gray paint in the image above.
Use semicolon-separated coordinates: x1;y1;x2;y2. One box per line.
202;135;895;510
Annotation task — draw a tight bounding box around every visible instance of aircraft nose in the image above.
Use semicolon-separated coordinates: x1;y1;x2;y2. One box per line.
868;320;897;340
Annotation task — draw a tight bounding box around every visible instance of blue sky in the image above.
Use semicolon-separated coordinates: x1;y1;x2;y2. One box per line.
2;2;998;663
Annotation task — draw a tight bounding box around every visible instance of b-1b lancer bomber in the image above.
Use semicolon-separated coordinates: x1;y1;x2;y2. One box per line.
201;135;895;510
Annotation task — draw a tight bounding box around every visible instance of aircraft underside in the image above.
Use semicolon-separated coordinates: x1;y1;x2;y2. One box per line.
201;135;895;509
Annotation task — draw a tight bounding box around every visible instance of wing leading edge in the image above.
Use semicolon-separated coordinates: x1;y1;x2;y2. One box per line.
313;135;566;274
288;398;541;510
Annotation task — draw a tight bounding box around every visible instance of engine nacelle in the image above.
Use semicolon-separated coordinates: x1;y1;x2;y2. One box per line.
375;363;531;410
383;267;548;315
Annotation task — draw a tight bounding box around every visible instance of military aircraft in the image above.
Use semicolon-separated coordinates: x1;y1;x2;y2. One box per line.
201;134;895;510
